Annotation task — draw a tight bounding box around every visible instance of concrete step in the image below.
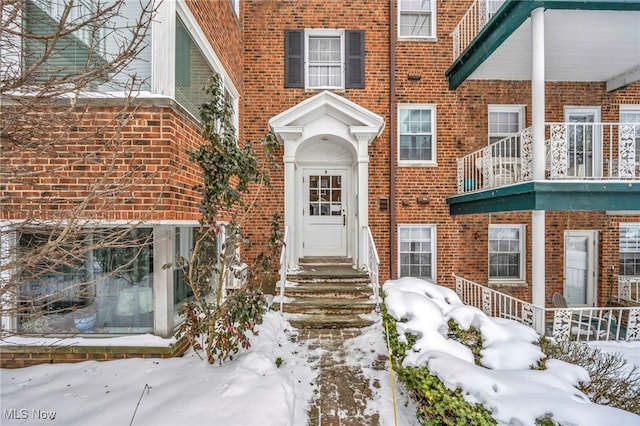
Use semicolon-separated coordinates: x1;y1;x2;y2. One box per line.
285;282;372;299
288;313;375;329
282;297;376;315
298;257;353;266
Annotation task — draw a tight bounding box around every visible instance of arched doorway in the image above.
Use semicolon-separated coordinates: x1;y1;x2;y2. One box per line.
269;91;384;268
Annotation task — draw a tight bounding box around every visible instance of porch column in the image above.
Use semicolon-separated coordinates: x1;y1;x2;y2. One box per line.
154;225;175;338
283;157;297;269
531;8;546;333
351;128;378;269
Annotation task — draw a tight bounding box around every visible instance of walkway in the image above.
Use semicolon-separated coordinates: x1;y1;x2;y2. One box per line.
294;327;385;426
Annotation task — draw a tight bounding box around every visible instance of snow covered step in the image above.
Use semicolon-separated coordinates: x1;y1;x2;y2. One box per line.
284;282;372;299
287;313;375;329
281;297;376;315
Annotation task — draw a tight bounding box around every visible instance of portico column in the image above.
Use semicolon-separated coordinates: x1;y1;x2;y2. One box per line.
274;127;303;269
531;7;546;332
351;128;377;269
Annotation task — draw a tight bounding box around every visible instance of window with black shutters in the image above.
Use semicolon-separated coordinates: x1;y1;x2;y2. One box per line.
284;29;364;90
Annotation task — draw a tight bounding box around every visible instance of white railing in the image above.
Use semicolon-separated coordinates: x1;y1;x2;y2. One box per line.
454;274;640;342
278;226;289;313
457;123;640;194
619;276;640;304
363;226;380;310
452;0;505;60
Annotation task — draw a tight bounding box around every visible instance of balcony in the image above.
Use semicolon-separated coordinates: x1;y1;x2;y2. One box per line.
452;0;506;60
448;1;640;91
448;122;640;215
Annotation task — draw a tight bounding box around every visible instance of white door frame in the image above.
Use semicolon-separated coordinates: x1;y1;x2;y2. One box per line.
564;230;598;307
268;91;384;270
564;106;602;178
300;167;350;257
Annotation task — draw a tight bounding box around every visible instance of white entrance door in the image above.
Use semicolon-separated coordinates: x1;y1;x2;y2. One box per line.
302;169;348;257
565;107;601;178
564;230;598;306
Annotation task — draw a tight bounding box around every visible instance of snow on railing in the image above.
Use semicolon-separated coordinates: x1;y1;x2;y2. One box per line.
457;123;640;194
278;226;289;313
363;226;380;311
452;0;504;60
619;276;640;304
454;274;640;342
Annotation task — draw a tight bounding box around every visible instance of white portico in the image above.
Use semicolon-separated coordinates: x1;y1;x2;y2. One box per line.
269;91;384;269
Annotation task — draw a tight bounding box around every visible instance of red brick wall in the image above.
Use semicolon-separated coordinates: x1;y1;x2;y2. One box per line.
1;101;205;222
241;0;640;307
242;0;393;277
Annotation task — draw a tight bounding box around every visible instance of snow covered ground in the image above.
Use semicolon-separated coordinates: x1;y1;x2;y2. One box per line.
1;277;638;425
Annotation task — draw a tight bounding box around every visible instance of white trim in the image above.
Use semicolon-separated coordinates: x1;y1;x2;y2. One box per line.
397;103;437;165
397;224;437;280
488;104;525;143
304;29;345;90
268;91;384;268
488;224;526;284
564;106;602;177
620;104;640;114
175;1;238;98
563;230;598;307
398;0;437;41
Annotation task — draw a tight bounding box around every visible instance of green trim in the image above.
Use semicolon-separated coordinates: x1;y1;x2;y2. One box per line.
446;181;640;215
446;0;640;90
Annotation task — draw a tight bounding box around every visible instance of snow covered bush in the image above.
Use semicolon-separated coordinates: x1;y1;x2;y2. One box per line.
382;305;496;425
541;340;640;415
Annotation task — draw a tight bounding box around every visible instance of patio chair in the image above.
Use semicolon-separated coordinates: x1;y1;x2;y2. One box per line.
551;293;610;339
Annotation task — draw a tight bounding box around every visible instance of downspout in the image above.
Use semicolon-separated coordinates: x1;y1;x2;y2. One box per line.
389;0;397;279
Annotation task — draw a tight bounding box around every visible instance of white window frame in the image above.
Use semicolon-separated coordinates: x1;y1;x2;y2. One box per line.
152;1;239;129
304;29;345;90
620;223;640;278
398;104;437;165
488;224;526;284
398;0;436;40
398;225;436;280
488;105;525;144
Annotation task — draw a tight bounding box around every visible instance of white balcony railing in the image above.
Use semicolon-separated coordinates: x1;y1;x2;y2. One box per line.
452;0;505;60
619;276;640;304
454;275;640;342
457;123;640;194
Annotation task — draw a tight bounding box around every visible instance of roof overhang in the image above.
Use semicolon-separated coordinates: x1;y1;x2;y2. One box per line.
446;181;640;215
268;90;385;146
446;0;640;90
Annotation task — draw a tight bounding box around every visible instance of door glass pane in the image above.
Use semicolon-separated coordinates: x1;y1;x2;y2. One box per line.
566;236;588;304
567;113;595;177
309;174;342;217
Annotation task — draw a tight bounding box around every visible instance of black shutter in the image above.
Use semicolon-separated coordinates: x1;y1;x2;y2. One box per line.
284;30;304;88
345;30;365;89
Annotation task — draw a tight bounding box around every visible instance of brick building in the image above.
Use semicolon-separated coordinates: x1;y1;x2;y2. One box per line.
2;0;640;344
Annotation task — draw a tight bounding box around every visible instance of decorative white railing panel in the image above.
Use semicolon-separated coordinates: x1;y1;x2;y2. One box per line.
619;276;640;304
454;274;640;342
456;123;640;194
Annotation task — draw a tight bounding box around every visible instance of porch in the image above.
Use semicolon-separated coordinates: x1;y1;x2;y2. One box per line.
448;122;640;215
453;274;640;343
